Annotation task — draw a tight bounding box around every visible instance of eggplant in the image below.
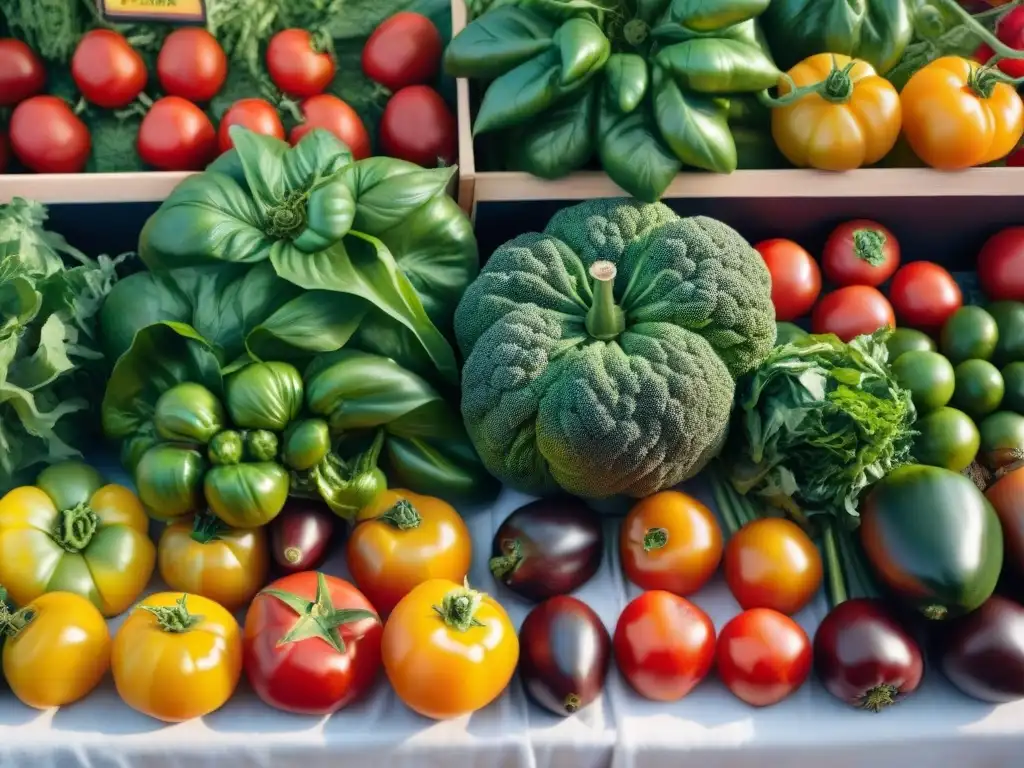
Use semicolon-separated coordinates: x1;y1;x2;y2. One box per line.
813;598;924;712
269;500;336;574
940;595;1024;703
519;596;611;716
489;497;603;601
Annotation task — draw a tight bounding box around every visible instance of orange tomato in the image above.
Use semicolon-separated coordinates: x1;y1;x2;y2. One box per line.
771;53;901;171
348;489;471;616
901;56;1024;169
382;579;518;719
724;518;822;615
620;490;723;596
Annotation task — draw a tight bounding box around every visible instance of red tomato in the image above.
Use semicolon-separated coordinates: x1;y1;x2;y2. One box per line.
1007;146;1024;167
218;99;286;154
138;96;217;171
243;571;382;715
613;591;716;702
716;608;812;707
380;86;456;168
888;261;963;332
157;28;227;104
9;96;91;173
978;227;1024;301
0;39;46;107
290;94;371;160
266;29;336;99
362;12;443;92
975;6;1024;78
821;220;901;287
811;285;895;341
753;239;821;321
71;30;147;109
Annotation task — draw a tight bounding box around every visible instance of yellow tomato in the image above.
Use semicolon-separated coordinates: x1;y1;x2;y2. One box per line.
382;579;518;720
158;513;268;611
2;592;111;709
771;53;901;171
112;592;242;722
901;56;1024;169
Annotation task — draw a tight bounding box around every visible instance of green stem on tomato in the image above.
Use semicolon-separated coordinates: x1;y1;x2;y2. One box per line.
934;0;1024;61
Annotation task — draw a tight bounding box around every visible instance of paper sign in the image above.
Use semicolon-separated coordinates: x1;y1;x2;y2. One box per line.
98;0;207;24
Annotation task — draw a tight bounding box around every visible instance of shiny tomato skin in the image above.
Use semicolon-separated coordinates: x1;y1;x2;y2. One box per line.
266;29;336;99
812;285;895;341
716;608;813;707
613;590;716;702
217;98;285;154
0;39;46;107
380;86;457;168
71;29;147;109
362;12;443;92
978;228;1024;302
889;261;963;332
9;96;91;173
157;28;227;103
138;96;217;171
290;94;371;160
753;239;821;321
244;572;383;715
822;220;901;287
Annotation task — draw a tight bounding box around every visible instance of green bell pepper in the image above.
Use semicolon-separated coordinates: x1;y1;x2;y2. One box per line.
153;382;226;444
245;430;279;462
205;462;291;528
226;362;304;431
282;419;331;471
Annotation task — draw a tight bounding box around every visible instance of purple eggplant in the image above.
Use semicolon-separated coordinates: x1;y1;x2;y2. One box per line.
519;596;611;716
940;595;1024;703
489;497;603;601
269;500;336;574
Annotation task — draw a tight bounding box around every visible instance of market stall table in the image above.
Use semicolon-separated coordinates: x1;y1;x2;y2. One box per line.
1;473;1021;768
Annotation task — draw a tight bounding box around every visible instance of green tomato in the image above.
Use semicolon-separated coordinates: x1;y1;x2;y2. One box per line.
978;411;1024;470
282;419;331;471
891;351;955;415
153;382;226;444
989;301;1024;367
1003;362;1024;415
134;444;207;521
912;407;980;473
245;430;279;462
204;463;290;528
940;306;999;365
886;328;936;363
226;362;304;431
952;360;1005;420
208;430;244;466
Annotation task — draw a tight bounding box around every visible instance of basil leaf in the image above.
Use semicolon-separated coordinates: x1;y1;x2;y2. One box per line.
653;66;736;173
246;292;368;363
342;159;457;233
554;17;611;86
666;0;771;31
474;48;564;134
597;96;682;203
510;83;597;179
656;38;779;92
605;53;649;113
445;5;557;78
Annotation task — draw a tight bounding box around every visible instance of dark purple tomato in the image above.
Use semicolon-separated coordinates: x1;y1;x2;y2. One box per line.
940;595;1024;703
269;501;336;574
813;598;924;712
519;596;611;716
489;497;604;602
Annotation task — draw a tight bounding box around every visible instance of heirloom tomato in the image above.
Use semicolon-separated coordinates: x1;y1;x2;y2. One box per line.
382;579;518;719
113;592;242;722
821;220;901;287
348;489;471;616
620;490;723;596
753;239;821;321
811;286;895;341
157;28;227;103
888;262;962;332
158;512;269;611
613;590;716;702
770;54;901;171
716;608;812;707
724;518;822;616
0;39;46;107
1;592;110;709
244;572;382;715
71;29;147;109
0;461;155;617
901;56;1024;169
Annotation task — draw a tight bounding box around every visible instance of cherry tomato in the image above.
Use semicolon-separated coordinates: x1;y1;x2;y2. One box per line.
217;98;285;154
716;608;812;707
0;39;46;107
138;96;217;171
157;28;227;104
977;228;1024;302
811;285;895;341
821;220;901;287
975;6;1024;78
753;239;821;321
613;590;716;701
620;490;723;597
380;86;457;168
724;518;822;616
9;96;91;173
244;572;382;715
290;94;371;160
888;261;963;332
71;29;147;109
266;29;336;99
362;12;442;92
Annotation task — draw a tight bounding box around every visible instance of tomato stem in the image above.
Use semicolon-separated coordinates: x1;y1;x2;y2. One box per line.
0;605;36;639
623;18;649;46
432;581;486;632
933;0;1024;61
585;261;626;340
643;527;668;551
262;572;379;653
191;511;227;543
266;190;310;240
860;683;899;713
563;693;582;713
852;229;886;266
140;594;204;633
380;499;423;530
52;503;99;553
922;604;949;620
489;538;524;580
758;57;855;108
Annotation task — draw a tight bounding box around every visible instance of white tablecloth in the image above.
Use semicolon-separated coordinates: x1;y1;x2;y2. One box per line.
2;475;1023;768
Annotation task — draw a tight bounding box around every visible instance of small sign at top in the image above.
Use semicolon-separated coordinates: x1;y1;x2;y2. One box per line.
98;0;207;24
